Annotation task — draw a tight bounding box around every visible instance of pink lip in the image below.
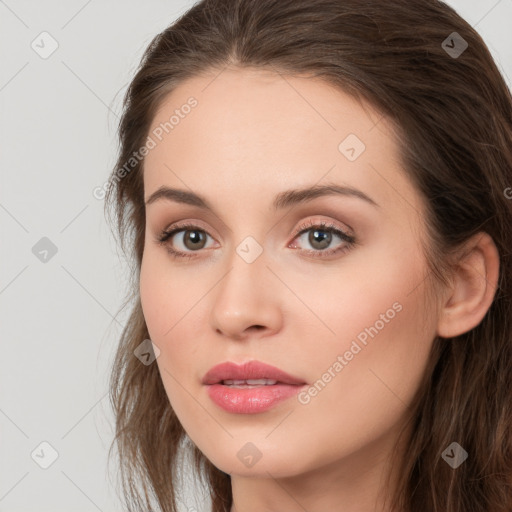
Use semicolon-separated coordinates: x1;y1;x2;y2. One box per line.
202;361;307;414
202;360;306;386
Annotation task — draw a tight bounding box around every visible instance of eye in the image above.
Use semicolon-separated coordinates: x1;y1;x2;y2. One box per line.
289;219;356;258
156;219;357;259
156;222;215;259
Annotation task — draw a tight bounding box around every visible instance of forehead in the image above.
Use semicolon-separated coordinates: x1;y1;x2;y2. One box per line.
146;67;387;155
143;67;421;218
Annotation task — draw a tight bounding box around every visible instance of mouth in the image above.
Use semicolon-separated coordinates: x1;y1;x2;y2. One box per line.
202;362;307;414
203;367;305;415
220;378;280;388
202;360;307;387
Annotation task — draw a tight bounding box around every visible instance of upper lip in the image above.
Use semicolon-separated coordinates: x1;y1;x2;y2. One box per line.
202;360;307;385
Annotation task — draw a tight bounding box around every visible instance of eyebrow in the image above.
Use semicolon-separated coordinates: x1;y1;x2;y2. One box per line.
144;182;380;211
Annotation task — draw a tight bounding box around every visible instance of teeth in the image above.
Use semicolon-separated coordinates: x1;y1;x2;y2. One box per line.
222;379;278;386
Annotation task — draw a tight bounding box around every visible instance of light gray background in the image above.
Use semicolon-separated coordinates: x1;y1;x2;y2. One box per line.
1;1;511;510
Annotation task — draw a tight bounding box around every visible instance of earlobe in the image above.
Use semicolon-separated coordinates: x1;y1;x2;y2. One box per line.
436;232;500;339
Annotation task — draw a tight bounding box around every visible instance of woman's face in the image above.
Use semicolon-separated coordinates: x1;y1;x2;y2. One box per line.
140;67;439;479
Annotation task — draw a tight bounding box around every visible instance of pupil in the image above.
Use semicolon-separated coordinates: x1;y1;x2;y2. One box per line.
311;229;331;249
186;230;205;248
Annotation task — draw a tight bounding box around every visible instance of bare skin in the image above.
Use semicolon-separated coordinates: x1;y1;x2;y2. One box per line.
139;67;499;512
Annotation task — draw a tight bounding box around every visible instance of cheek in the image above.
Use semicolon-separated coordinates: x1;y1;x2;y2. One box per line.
139;247;200;339
139;247;206;391
139;261;196;431
293;249;434;431
273;287;433;473
279;234;430;349
291;243;433;390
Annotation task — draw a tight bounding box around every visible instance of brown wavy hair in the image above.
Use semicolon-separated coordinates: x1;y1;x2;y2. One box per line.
103;0;512;510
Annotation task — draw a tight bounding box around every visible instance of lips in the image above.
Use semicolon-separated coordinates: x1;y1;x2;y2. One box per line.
201;360;306;386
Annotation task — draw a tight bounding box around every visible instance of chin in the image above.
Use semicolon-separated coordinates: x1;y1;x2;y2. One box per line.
202;443;312;478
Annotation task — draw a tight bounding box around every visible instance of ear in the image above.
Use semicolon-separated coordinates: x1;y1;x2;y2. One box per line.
436;232;500;338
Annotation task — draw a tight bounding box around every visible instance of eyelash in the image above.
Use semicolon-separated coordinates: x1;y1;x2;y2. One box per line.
156;219;357;260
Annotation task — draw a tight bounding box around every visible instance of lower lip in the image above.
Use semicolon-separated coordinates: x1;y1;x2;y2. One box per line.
205;383;306;414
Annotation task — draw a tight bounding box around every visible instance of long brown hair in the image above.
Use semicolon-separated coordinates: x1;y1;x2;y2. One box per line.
104;1;512;510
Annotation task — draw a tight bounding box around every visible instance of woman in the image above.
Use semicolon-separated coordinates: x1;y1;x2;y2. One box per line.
104;0;512;510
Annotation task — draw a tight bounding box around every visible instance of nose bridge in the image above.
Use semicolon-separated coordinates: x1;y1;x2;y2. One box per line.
217;234;268;307
209;233;281;336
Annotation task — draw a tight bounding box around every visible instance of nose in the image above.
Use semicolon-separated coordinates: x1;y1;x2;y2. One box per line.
209;244;283;341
